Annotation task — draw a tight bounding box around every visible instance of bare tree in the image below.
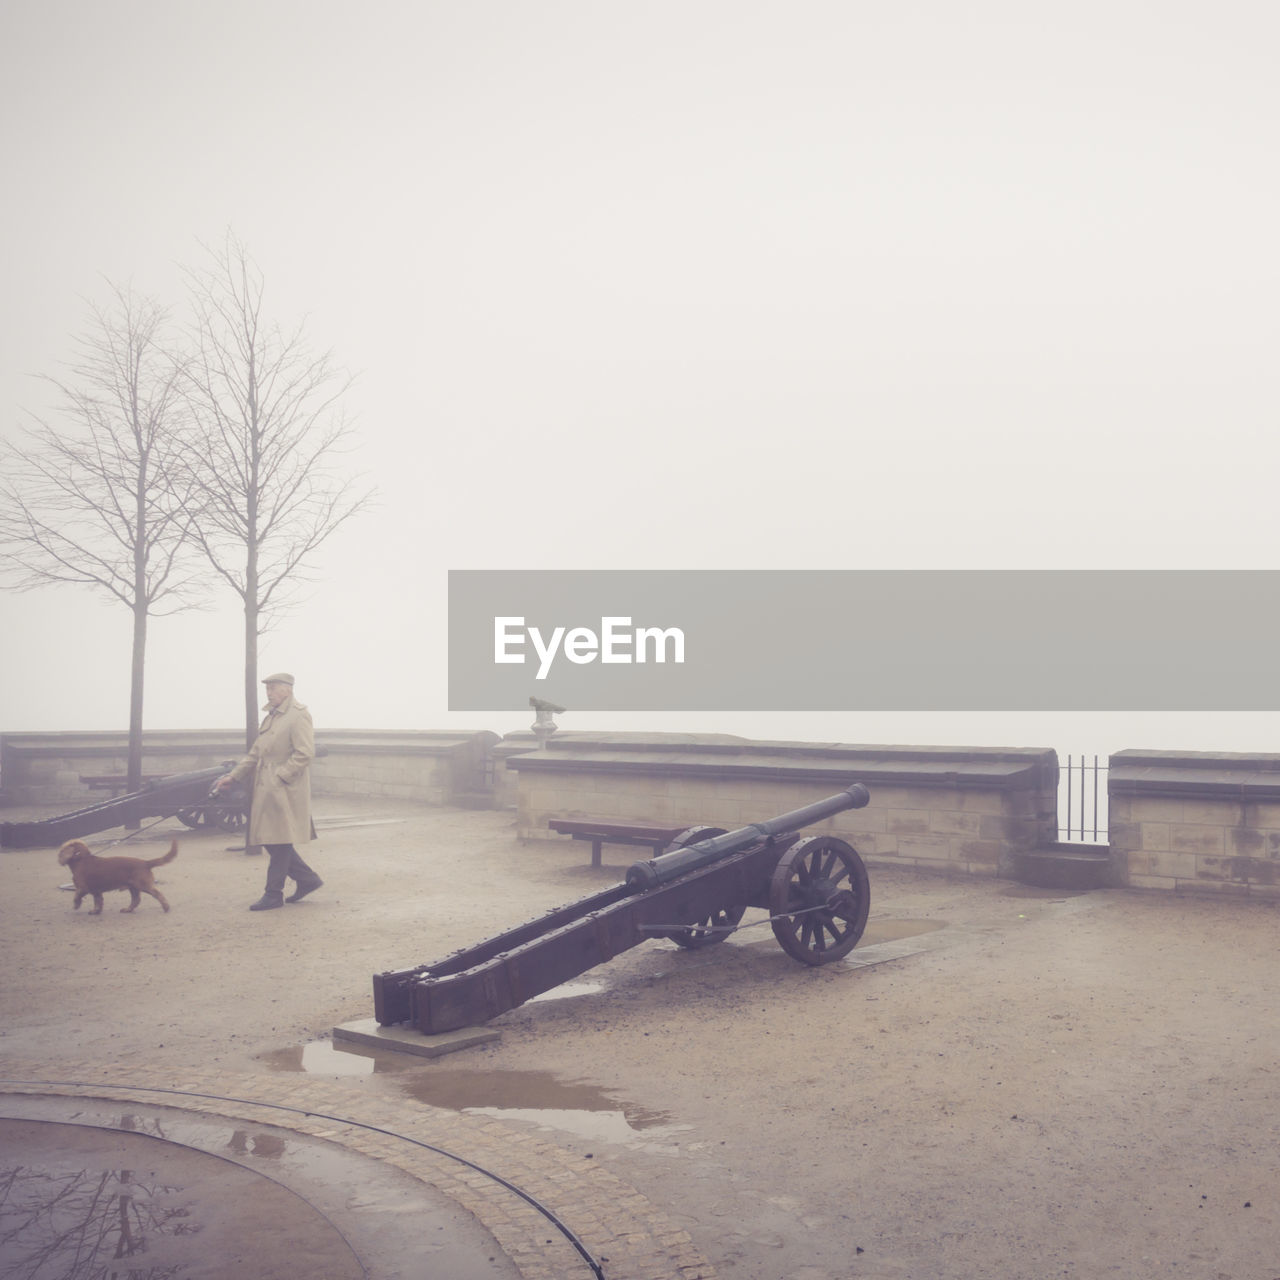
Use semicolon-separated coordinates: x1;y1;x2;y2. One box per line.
0;286;199;792
0;1163;196;1276
180;232;371;747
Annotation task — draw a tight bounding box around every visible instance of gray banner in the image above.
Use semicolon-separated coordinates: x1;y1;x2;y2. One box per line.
448;570;1280;711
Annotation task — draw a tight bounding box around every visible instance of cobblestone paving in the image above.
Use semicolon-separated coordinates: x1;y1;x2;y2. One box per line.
0;1057;717;1280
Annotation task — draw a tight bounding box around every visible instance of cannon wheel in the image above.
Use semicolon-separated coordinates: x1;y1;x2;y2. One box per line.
661;826;747;949
176;808;206;829
670;902;748;949
769;835;870;966
210;806;247;834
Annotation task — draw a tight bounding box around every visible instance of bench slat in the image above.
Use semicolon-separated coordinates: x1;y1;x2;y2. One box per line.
547;818;687;868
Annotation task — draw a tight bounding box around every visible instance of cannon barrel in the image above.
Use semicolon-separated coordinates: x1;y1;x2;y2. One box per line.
623;781;870;893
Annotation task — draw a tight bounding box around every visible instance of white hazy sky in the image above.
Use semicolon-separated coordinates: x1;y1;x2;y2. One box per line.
2;0;1278;757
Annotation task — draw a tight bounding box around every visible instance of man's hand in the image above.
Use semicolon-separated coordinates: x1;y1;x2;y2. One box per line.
213;775;232;793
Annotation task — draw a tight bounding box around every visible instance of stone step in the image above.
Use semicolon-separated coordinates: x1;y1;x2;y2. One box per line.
1014;843;1111;890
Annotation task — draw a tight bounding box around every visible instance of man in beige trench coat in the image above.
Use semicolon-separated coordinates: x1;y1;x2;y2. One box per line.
215;673;323;911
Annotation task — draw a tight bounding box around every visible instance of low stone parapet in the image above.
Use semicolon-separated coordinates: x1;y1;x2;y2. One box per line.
490;730;541;810
1109;749;1280;897
313;730;499;804
0;729;499;806
0;731;245;805
508;734;1058;878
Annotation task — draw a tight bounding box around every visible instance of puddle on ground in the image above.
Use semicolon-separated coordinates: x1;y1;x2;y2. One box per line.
857;917;947;946
262;1042;685;1147
0;1117;362;1280
261;1039;392;1075
397;1068;685;1146
256;920;948;1145
225;1128;287;1158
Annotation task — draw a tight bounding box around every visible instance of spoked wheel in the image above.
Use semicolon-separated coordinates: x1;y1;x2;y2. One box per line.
211;806;247;833
175;808;206;829
769;835;870;966
670;902;748;949
659;826;747;949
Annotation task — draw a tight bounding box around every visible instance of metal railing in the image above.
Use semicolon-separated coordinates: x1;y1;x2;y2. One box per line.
1059;754;1108;843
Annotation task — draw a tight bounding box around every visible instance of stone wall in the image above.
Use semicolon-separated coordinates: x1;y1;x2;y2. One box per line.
508;734;1058;878
314;730;499;804
0;731;246;805
19;726;1280;899
0;729;499;807
1109;750;1280;898
491;731;541;810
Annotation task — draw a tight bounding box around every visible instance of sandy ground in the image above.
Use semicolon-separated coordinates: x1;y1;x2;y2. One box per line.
4;794;1280;1280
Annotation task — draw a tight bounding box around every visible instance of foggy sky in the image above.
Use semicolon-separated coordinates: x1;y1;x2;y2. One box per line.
2;1;1278;756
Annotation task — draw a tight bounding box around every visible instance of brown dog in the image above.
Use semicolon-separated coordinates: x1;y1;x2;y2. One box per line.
57;839;177;914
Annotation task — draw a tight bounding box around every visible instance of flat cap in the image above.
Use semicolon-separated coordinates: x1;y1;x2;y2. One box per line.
261;672;295;685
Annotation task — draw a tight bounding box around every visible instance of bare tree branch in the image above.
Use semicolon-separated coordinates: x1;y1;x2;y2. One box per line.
178;231;374;743
0;283;205;789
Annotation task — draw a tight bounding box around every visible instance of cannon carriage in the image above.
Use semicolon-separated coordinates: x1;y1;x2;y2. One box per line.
374;781;874;1034
0;765;248;849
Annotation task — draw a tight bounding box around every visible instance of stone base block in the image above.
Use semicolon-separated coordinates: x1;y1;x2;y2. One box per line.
332;1018;500;1059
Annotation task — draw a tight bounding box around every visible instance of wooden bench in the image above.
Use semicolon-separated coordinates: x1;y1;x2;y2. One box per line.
547;819;689;869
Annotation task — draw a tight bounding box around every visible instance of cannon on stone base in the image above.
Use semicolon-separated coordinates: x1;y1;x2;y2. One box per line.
374;782;873;1034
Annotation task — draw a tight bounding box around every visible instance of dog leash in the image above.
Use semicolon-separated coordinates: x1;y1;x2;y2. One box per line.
85;810;183;853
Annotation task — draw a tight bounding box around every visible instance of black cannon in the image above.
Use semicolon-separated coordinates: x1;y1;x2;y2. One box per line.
0;765;248;850
374;781;873;1034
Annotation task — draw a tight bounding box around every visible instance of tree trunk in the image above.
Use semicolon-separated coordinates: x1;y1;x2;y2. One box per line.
243;596;258;751
244;457;259;750
127;451;148;805
241;577;261;855
127;600;147;800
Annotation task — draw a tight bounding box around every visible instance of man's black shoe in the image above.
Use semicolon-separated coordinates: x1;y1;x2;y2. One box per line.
285;879;323;903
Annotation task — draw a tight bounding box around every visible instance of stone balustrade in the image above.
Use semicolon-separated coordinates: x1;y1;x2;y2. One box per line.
0;729;499;806
1108;749;1280;898
13;726;1280;899
507;734;1058;878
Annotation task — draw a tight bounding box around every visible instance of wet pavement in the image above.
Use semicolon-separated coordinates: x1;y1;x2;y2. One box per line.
14;794;1236;1280
0;1098;518;1280
0;921;956;1280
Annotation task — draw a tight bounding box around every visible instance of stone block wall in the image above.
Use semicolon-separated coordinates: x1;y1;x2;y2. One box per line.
0;732;246;805
0;729;499;807
491;731;541;809
313;731;499;804
509;735;1058;878
1109;750;1280;898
